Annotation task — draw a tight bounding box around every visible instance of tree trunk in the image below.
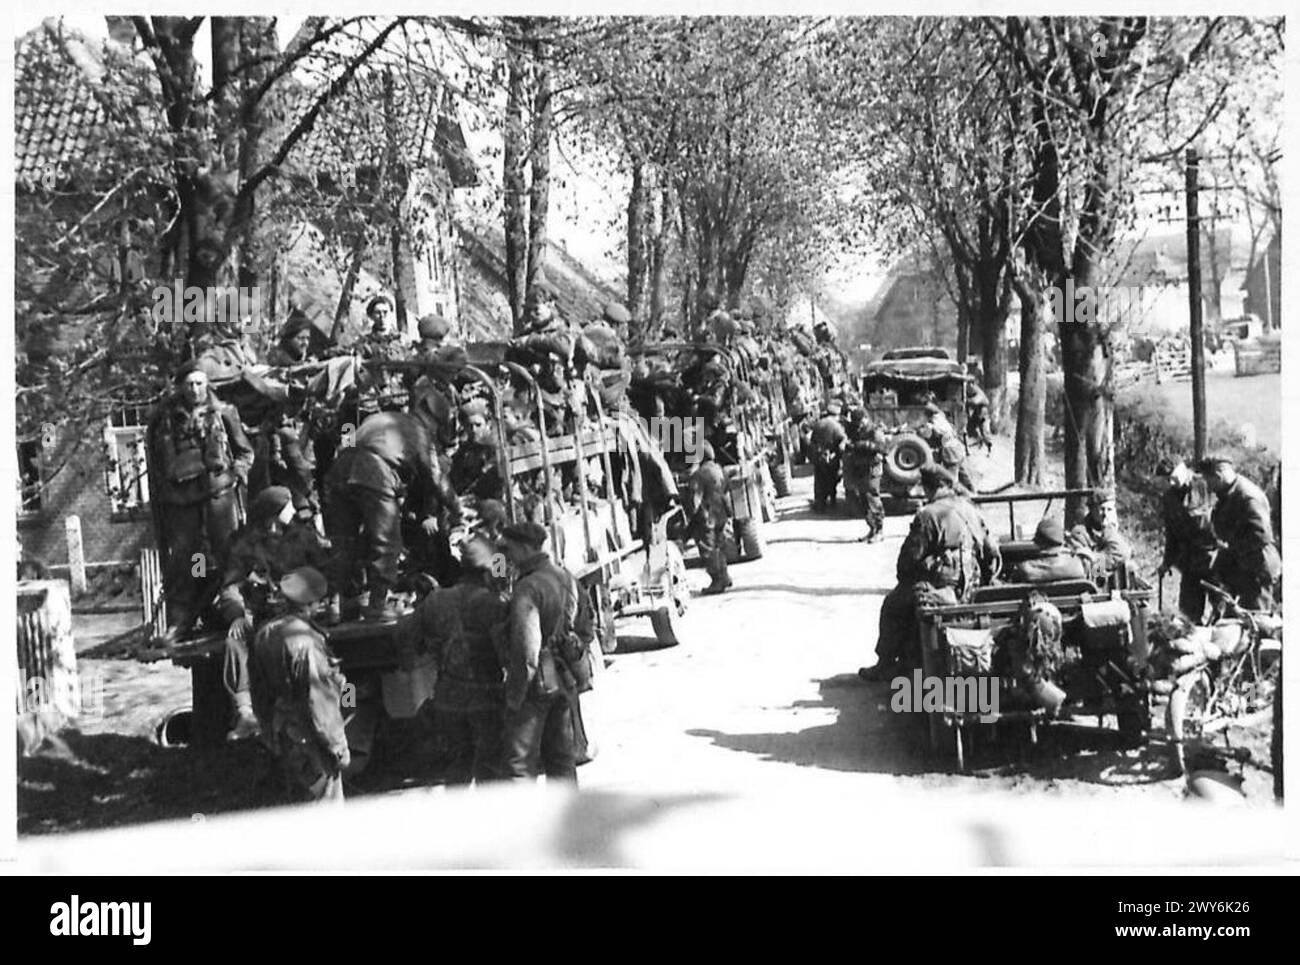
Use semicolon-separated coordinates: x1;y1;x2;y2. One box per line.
503;39;529;334
647;184;670;340
1013;275;1047;486
626;155;650;330
523;32;551;324
333;232;369;342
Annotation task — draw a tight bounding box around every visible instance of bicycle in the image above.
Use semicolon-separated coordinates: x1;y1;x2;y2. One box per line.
1164;581;1281;773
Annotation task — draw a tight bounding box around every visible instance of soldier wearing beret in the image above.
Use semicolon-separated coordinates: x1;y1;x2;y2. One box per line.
354;294;410;417
499;522;595;782
1065;491;1133;589
1200;455;1281;611
217;486;331;739
248;567;350;804
147;361;256;639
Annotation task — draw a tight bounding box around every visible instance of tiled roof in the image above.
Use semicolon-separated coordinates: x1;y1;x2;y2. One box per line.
269;75;478;188
13;18;160;188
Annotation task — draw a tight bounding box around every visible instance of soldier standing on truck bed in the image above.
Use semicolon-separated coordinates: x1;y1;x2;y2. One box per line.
249;567;350;805
147;360;255;639
1155;457;1218;621
859;466;978;682
217;486;331;739
324;412;461;622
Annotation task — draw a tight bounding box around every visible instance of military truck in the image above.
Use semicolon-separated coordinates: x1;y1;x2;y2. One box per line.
143;349;688;755
860;347;969;511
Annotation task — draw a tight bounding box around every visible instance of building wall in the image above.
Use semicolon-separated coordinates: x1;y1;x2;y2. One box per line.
17;429;152;568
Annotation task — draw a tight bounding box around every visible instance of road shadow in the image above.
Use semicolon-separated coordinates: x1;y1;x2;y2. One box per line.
687;674;1181;785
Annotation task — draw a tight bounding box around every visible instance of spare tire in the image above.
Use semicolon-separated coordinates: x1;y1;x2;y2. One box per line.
884;433;933;486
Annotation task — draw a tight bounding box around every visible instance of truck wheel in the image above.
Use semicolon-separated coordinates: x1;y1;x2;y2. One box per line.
735;517;765;561
884;433;932;487
772;461;792;498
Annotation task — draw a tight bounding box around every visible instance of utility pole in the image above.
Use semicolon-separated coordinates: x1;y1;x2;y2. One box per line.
1185;147;1207;462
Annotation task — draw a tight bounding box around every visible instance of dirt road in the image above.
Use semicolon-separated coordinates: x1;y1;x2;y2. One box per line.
579;463;1275;803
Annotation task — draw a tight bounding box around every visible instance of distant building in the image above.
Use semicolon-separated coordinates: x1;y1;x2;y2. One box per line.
863;256;959;354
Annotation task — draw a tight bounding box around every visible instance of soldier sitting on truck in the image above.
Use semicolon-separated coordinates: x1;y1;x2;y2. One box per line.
1065;492;1133;588
450;397;504;503
217;486;331;739
1008;517;1089;584
249;566;350;805
860;466;978;682
148;360;256;640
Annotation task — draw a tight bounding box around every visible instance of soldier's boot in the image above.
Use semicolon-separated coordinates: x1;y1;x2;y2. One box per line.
229;692;260;741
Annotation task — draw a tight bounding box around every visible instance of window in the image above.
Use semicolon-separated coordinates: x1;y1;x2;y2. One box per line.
103;406;150;514
17;438;42;514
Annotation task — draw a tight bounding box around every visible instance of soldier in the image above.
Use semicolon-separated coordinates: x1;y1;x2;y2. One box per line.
1155;457;1218;621
413;313;456;359
217;486;331;738
965;377;993;454
499;522;595;783
355;294;410;416
860;466;977;682
1008;517;1088;583
324;412;461;621
1066;492;1133;588
267;315;317;367
938;485;1002;586
810;402;848;511
920;402;974;493
689;441;733;595
398;536;508;785
1200;454;1282;611
843;420;886;542
147;361;255;637
449;397;504;502
248;567;350;805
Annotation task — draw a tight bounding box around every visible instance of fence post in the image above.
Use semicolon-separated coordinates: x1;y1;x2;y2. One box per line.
64;516;86;596
16;580;79;754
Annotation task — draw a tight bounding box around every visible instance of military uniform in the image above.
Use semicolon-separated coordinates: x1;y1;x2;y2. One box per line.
874;489;977;670
842;435;884;539
249;612;350;803
810;415;848;509
355;332;411;417
1067;519;1133;588
450;439;504;502
1161;476;1218;620
400;576;508;784
937;493;1001;585
503;549;593;782
147;393;255;630
323;415;459;615
1211;474;1281;610
690;453;732;592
